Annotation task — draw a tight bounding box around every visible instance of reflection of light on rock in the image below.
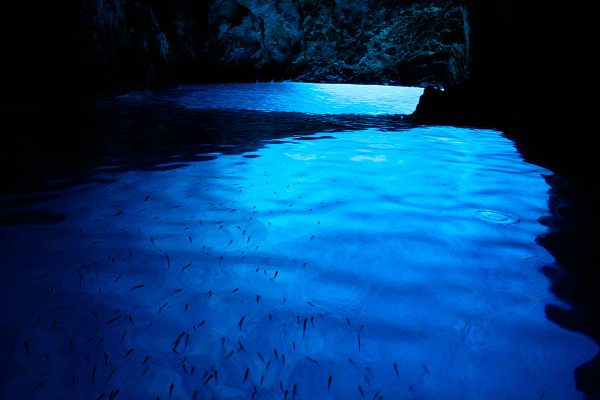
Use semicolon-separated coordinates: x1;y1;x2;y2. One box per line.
350;155;387;162
285;153;318;161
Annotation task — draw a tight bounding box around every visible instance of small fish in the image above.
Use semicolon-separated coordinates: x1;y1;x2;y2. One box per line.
166;254;170;267
104;352;109;366
144;195;150;202
237;316;246;330
203;374;213;384
393;363;399;376
292;342;296;351
185;304;189;313
198;320;206;328
33;381;44;392
124;348;134;357
159;302;168;312
193;390;198;400
113;276;121;284
231;288;239;294
271;271;278;280
284;389;289;400
372;391;381;400
169;383;174;398
274;349;278;360
143;355;150;364
130;284;144;291
260;375;265;385
114;210;124;216
92;311;99;321
172;332;186;353
226;350;235;359
90;365;97;384
328;375;333;391
282;353;286;366
214;369;219;382
172;288;183;295
105;368;116;384
256;295;260;302
307;300;316;307
305;356;320;367
293;384;297;399
181;263;192;271
346;317;352;327
302;318;307;338
238;341;245;351
108;389;120;400
348;358;357;366
257;353;265;364
243;368;250;383
266;361;272;368
311;316;315;327
358;325;364;352
189;236;192;243
358;385;365;397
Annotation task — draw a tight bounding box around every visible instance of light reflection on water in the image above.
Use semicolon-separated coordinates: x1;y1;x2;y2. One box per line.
0;84;595;399
120;82;424;115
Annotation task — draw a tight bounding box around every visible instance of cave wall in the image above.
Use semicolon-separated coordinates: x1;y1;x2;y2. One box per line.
1;0;468;105
413;0;593;136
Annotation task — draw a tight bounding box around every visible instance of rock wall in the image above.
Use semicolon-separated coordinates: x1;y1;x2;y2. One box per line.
1;0;468;104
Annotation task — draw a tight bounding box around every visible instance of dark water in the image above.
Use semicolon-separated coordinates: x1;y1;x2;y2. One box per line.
0;84;595;399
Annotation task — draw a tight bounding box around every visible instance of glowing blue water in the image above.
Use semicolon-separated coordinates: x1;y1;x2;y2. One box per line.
123;82;424;115
0;84;594;399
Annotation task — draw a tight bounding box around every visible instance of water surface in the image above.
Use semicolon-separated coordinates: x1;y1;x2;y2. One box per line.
0;83;594;399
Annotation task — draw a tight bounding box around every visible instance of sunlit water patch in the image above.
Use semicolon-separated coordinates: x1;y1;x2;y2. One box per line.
0;84;595;399
120;82;423;115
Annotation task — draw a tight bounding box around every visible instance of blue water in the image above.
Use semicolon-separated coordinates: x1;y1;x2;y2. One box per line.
121;82;424;115
0;83;595;399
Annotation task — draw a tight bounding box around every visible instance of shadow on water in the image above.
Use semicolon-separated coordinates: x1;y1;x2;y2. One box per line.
0;99;411;225
507;128;600;397
537;175;600;397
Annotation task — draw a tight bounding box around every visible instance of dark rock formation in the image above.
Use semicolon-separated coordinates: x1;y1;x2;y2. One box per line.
412;1;595;173
1;0;467;105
